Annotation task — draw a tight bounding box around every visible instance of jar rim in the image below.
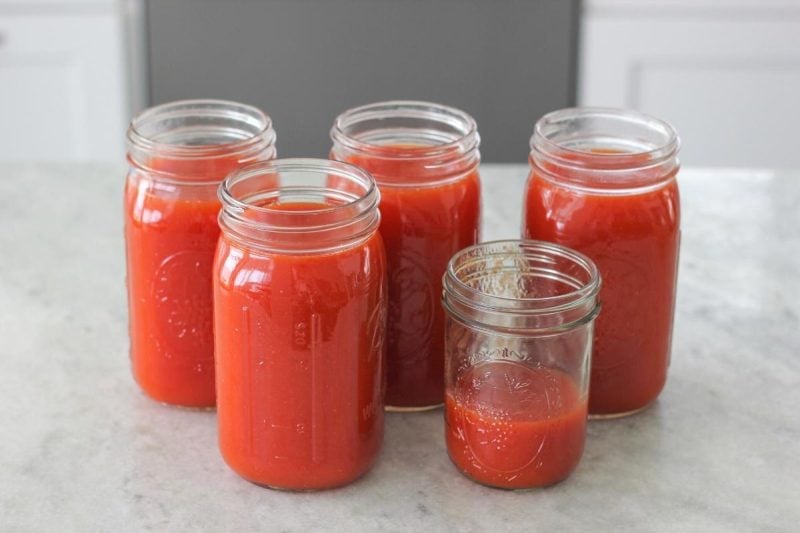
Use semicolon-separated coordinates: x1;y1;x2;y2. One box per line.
444;240;601;315
220;158;377;220
127;99;274;160
218;158;381;252
530;107;680;172
330;100;480;159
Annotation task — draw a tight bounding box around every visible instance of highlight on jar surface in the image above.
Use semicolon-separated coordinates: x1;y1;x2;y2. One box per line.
124;99;275;407
330;100;482;411
214;158;387;491
442;240;601;490
523;107;680;418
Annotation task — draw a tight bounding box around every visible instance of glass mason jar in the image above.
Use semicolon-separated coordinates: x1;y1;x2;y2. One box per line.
124;99;275;407
330;100;482;411
442;240;601;489
214;158;387;490
523;107;680;417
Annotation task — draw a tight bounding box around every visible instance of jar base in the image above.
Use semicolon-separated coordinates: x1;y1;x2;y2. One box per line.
243;468;371;492
251;482;338;493
447;452;574;491
589;399;656;420
159;402;216;412
136;384;216;410
455;476;570;491
385;403;443;413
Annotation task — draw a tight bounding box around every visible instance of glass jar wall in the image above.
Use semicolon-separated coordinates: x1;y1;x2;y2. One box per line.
214;158;387;490
331;101;482;411
442;240;600;489
523;107;680;417
124;99;275;407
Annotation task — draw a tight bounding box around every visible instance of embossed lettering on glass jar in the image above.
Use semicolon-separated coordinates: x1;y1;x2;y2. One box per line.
214;158;387;490
124;99;275;407
331;100;482;411
442;240;601;489
523;107;680;417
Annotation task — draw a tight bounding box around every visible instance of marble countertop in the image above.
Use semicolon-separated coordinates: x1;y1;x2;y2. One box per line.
1;164;798;531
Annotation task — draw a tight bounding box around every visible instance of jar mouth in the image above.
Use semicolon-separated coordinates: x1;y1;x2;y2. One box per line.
127;99;274;160
444;240;601;316
530;107;679;173
219;158;380;252
330;100;480;160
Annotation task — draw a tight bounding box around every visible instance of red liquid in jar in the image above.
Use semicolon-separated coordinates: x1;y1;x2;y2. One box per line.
124;155;242;407
524;150;680;415
445;361;587;489
344;146;481;409
214;202;387;490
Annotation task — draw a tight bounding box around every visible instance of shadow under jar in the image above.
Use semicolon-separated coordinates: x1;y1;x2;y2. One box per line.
442;240;601;489
523;108;680;418
124;99;275;407
330;101;482;411
214;158;387;490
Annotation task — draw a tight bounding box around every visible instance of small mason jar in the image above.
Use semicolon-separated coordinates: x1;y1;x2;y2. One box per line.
330;100;482;411
214;158;387;490
124;99;275;407
523;108;680;417
442;240;601;490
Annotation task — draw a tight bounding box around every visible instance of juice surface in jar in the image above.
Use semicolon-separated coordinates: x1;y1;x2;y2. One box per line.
214;159;387;490
331;101;481;410
124;100;275;407
523;108;680;417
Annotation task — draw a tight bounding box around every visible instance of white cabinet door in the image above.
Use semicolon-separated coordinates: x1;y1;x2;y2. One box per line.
0;6;127;161
579;0;800;167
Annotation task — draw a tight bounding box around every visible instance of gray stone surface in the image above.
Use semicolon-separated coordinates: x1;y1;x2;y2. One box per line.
0;164;798;531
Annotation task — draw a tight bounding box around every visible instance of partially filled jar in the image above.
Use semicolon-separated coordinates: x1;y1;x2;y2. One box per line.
124;99;275;407
443;240;601;489
523;108;680;417
214;158;387;490
331;101;482;410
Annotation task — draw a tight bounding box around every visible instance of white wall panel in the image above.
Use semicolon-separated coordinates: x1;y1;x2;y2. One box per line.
580;0;800;167
0;3;131;161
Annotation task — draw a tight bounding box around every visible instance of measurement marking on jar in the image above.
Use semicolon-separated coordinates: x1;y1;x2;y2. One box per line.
310;312;325;464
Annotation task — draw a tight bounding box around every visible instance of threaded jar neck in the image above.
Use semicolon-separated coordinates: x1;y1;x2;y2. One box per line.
330;100;480;185
443;240;601;333
218;158;380;253
530;107;679;192
127;99;275;182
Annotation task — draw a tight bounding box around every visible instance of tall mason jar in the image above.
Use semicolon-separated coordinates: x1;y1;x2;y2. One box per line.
331;101;481;411
214;158;387;490
442;240;601;489
124;99;275;407
523;108;680;417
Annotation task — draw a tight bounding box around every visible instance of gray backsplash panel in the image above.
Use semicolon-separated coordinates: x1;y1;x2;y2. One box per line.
147;0;579;162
